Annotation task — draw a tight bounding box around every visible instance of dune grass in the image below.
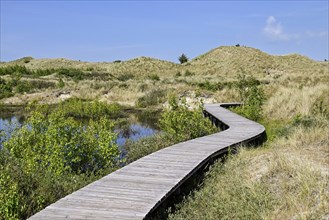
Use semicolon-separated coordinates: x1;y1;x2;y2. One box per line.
1;46;327;107
168;115;329;219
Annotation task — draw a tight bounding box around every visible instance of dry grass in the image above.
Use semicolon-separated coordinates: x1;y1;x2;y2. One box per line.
1;46;328;107
264;84;329;120
169;117;329;220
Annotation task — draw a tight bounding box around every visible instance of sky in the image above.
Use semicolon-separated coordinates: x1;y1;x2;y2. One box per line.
0;0;328;62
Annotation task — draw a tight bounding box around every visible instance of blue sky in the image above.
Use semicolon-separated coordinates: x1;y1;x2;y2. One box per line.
0;1;328;62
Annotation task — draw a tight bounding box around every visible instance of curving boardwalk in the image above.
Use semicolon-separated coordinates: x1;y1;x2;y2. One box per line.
29;103;266;220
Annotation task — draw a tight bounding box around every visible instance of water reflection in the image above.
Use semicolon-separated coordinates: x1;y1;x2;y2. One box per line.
0;113;158;149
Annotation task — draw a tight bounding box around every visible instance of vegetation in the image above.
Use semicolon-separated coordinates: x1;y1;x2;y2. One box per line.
126;96;217;162
136;89;167;108
178;53;188;64
167;70;328;219
169;114;329;219
160;95;217;141
0;46;328;219
0;94;217;219
55;98;124;119
0;105;120;219
232;74;266;121
0;78;13;99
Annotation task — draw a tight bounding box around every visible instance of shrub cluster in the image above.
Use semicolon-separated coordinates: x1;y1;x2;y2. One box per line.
117;73;134;82
0;76;57;99
197;80;223;92
36;98;125;119
159;96;217;141
0;108;120;219
148;73;160;81
0;78;13;99
232;74;265;121
0;65;88;81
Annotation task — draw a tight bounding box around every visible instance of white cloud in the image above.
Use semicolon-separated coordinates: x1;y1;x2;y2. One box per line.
263;16;299;41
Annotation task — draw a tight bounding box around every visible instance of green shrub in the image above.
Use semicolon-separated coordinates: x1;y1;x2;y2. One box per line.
0;78;13;99
57;68;85;81
117;73;134;81
0;65;30;76
56;98;124;119
148;73;160;81
33;68;54;77
0;107;120;219
178;53;188;64
232;74;265;121
197;80;222;91
160;96;217;141
15;81;32;94
58;78;65;88
184;70;194;77
175;71;181;77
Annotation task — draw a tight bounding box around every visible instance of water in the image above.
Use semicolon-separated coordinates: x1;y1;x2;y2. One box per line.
0;115;158;149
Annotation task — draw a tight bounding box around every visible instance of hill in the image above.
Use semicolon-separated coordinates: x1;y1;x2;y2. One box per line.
0;46;328;106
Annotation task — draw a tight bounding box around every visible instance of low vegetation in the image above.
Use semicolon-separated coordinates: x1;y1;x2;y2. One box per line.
0;105;120;219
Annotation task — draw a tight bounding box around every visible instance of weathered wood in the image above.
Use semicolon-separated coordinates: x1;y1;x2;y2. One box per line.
29;103;266;220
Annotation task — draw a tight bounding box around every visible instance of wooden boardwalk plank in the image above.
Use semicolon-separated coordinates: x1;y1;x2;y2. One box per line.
29;103;266;220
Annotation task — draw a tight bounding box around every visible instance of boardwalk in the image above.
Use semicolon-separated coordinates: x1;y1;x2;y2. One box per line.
29;103;266;220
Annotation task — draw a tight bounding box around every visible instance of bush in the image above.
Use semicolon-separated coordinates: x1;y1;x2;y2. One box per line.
160;96;217;141
232;74;265;121
148;73;160;81
15;81;32;94
0;65;30;76
0;78;13;99
184;70;194;77
56;98;124;119
117;73;134;81
58;78;65;88
0;108;120;219
178;53;189;64
197;80;222;91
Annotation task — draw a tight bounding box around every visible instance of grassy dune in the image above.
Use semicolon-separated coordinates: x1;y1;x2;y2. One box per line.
1;46;327;106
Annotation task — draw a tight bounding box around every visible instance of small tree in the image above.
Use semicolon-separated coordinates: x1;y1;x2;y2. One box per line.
178;53;188;64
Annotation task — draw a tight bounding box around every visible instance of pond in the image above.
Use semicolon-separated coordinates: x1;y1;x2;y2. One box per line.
0;111;160;149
